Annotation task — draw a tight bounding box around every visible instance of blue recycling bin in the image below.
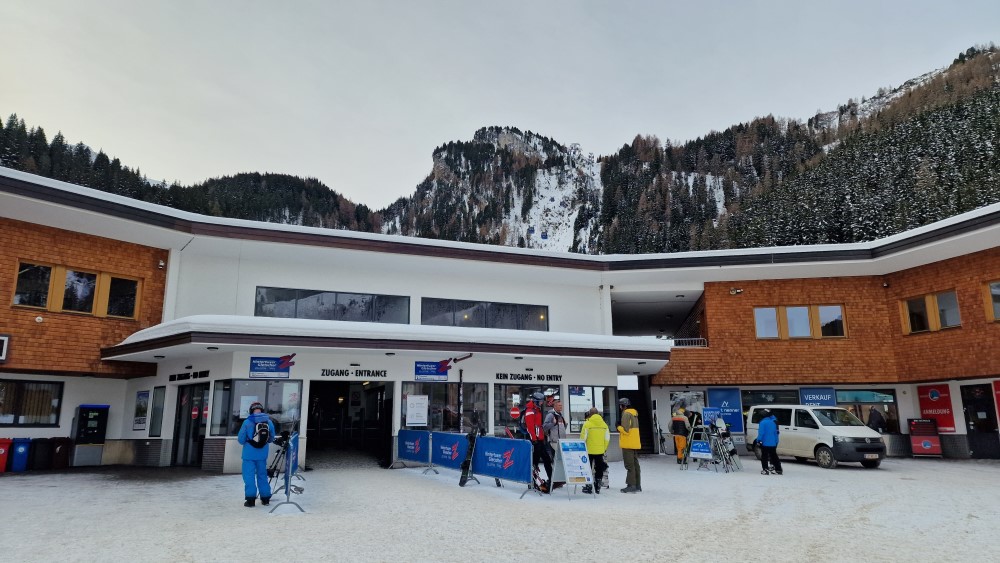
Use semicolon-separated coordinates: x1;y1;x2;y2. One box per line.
11;438;31;472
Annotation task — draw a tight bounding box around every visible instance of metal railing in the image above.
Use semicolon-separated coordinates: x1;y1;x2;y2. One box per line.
667;338;708;347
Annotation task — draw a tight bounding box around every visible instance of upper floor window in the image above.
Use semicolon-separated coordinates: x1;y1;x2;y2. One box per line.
254;287;409;324
754;305;846;340
902;290;961;335
422;298;548;331
985;281;1000;322
13;262;140;319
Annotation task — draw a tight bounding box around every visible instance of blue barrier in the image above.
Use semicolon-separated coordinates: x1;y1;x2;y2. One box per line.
430;432;468;470
471;436;532;484
397;429;431;464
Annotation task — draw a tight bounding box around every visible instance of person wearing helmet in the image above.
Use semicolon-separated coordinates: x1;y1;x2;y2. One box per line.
617;397;642;493
671;409;691;464
237;401;276;507
523;391;553;492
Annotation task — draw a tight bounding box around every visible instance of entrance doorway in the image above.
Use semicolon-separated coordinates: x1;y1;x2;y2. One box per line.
173;383;210;466
960;384;1000;459
307;381;393;465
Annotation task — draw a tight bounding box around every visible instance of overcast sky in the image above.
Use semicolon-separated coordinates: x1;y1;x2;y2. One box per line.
3;1;999;209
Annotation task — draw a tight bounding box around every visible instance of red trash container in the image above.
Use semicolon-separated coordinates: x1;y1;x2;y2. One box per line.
0;438;12;473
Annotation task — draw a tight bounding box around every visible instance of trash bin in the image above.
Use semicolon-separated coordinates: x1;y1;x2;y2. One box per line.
0;438;12;473
10;438;31;472
28;437;53;470
51;438;73;470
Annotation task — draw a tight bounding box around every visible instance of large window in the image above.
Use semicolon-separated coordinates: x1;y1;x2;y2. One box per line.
148;386;166;437
754;305;846;339
400;382;488;432
210;379;303;436
0;379;63;427
902;291;961;334
836;389;899;434
493;384;550;436
255;287;409;324
13;262;140;319
422;298;548;331
988;281;1000;322
566;385;614;433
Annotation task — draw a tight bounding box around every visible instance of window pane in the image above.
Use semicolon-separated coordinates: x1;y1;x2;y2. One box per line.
454;300;485;328
567;385;612;433
230;380;268;434
0;380;16;424
210;381;231;436
991;282;1000;320
14;263;51;308
786;306;811;338
296;290;338;320
267;381;302;434
519;304;549;331
487;303;519;329
906;298;929;332
337;293;372;322
493;384;547;436
754;307;779;338
818;305;845;337
63;270;97;313
373;295;409;324
149;386;166;437
107;277;138;317
421;298;454;326
254;287;298;318
936;291;961;328
18;382;62;425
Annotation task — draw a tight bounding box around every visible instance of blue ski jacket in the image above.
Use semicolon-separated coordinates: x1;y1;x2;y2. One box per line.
758;415;780;447
238;412;276;461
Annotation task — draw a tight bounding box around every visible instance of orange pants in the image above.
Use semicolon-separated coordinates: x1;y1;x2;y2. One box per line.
673;435;687;459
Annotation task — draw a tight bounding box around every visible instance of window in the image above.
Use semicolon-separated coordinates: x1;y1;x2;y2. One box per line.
902;291;961;334
0;379;63;427
12;261;141;319
255;287;409;324
795;409;819;429
423;299;549;331
837;389;899;433
754;305;847;339
401;382;488;432
566;385;614;433
493;384;566;436
987;281;1000;322
751;407;792;426
210;379;303;436
148;386;166;437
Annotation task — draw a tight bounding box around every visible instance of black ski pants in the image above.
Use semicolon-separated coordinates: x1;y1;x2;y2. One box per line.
760;445;782;472
532;440;553;485
589;454;608;485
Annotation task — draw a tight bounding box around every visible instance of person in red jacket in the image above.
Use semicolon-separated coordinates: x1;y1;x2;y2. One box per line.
523;392;553;492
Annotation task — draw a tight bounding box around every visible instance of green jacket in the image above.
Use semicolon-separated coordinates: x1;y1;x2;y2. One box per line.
579;413;610;455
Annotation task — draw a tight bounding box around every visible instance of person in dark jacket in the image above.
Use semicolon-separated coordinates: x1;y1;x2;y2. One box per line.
523;392;553;492
866;406;886;433
238;401;276;507
757;409;782;475
671;409;691;464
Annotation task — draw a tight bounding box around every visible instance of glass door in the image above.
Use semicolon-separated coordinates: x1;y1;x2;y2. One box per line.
172;383;210;466
960;384;1000;459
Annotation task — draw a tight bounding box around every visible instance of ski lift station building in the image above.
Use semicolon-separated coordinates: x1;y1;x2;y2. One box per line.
2;166;1000;472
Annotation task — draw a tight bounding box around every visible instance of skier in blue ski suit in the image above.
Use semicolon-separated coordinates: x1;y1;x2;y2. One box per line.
238;401;276;507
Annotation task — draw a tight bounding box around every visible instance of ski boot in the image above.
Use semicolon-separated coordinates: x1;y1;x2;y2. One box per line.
261;496;271;506
244;496;256;507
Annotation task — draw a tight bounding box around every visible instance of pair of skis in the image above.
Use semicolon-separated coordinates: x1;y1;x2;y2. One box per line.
459;412;502;487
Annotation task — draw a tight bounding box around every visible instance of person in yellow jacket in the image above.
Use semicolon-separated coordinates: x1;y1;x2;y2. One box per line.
617;397;642;493
671;409;691;464
578;407;609;494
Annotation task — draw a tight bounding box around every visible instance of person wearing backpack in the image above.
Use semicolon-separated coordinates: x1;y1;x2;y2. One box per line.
238;401;276;507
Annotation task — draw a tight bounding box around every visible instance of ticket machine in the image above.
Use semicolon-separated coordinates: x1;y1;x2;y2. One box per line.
73;404;109;466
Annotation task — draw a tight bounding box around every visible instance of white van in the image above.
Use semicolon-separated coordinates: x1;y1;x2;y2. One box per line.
745;405;886;469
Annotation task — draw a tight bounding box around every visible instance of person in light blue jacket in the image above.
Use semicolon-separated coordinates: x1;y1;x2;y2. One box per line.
238;401;276;507
757;409;783;476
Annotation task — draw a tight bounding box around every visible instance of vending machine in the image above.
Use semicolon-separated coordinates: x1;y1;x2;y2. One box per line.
73;404;110;466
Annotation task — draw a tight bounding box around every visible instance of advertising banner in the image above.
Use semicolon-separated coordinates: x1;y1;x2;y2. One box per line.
132;390;149;431
706;388;744;433
249;355;295;379
415;361;449;382
799;387;836;406
557;440;592;485
397;429;431;464
917;384;956;432
431;432;468;470
908;418;942;456
471;437;532;483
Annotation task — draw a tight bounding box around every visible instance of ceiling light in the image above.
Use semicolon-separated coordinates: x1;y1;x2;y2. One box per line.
514;356;523;360
154;355;165;359
675;294;685;298
638;361;646;365
350;363;361;367
206;346;219;351
385;352;395;356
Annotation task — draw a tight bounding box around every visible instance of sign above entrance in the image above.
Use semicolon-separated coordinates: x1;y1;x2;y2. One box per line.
250;354;296;379
415;361;449;381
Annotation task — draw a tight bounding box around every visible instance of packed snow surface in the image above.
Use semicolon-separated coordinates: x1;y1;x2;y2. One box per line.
2;452;998;562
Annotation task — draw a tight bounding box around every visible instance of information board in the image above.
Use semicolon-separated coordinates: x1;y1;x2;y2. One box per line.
689;440;714;460
406;395;428;426
557;440;593;485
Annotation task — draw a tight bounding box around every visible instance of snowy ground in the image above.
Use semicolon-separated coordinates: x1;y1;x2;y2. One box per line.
2;452;998;562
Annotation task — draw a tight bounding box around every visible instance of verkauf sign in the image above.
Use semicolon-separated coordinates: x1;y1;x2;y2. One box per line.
917;384;956;432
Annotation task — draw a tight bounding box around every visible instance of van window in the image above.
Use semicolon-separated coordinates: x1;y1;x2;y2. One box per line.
814;408;865;426
795;409;819;429
753;408;792;425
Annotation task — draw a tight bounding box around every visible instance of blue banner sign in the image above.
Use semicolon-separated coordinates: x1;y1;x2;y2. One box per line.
431;432;469;470
707;387;744;433
249;356;293;379
799;387;836;406
471;437;532;484
414;361;448;382
397;429;431;464
689;440;713;459
285;432;299;483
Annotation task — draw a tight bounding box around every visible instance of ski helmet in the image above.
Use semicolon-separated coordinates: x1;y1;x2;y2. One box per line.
248;401;264;414
618;397;631;407
531;392;545;402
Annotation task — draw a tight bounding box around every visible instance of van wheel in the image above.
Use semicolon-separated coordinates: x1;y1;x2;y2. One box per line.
753;444;762;460
815;446;837;469
861;459;881;469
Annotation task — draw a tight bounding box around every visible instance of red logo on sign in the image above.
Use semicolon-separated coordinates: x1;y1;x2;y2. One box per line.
191;407;199;419
509;406;520;419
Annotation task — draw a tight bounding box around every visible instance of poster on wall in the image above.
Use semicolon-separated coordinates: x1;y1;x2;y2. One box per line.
406;395;429;426
917;384;956;432
132;390;150;431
